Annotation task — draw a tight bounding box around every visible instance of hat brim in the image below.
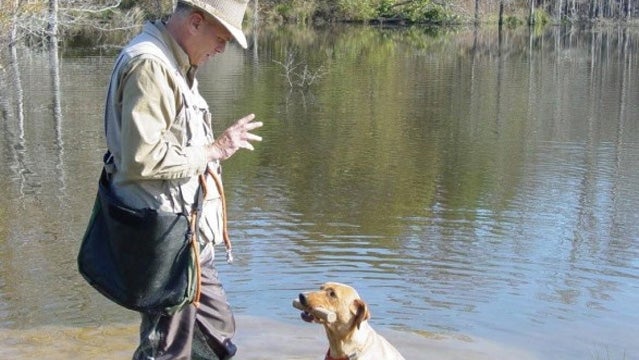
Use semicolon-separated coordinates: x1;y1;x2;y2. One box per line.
209;13;247;49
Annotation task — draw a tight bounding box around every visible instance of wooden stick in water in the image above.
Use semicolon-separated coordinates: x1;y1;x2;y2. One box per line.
292;299;336;323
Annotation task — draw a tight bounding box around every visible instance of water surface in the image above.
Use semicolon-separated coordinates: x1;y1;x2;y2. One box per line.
0;25;638;359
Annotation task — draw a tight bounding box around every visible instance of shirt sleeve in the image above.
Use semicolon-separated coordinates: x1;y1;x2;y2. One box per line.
118;58;208;180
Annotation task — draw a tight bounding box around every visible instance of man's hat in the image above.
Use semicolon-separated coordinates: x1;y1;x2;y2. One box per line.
179;0;249;49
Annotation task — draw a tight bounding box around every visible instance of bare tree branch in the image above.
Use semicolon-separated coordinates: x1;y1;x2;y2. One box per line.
59;0;122;14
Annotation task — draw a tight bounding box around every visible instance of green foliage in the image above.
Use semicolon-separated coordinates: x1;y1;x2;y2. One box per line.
273;0;317;24
273;2;292;18
120;0;173;20
0;12;11;39
377;0;395;17
378;0;456;24
337;0;381;21
504;15;524;28
120;0;173;19
529;9;550;25
408;3;451;23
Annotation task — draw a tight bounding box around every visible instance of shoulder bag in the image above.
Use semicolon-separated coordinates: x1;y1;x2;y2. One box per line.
77;167;201;315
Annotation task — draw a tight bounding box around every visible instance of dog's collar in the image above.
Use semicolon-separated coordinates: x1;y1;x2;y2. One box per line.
325;349;356;360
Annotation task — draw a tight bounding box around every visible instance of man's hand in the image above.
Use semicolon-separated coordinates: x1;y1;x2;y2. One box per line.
207;113;263;162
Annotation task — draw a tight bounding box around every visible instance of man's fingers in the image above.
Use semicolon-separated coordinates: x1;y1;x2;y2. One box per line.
236;113;256;125
242;142;255;151
244;121;263;131
214;114;262;159
245;133;262;142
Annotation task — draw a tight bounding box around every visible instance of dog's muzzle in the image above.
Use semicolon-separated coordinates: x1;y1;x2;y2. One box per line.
298;293;316;322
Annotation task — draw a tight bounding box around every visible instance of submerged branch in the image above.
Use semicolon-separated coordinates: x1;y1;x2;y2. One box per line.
273;52;327;90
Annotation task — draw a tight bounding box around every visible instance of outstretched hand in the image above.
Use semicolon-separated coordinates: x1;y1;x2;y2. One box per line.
207;114;263;161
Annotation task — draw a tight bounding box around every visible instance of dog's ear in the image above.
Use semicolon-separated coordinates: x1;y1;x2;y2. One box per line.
352;299;371;330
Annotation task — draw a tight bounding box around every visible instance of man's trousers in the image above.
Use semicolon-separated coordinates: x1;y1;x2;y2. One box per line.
132;246;236;360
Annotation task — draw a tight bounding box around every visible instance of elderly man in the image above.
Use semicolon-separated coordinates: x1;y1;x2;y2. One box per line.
102;0;262;359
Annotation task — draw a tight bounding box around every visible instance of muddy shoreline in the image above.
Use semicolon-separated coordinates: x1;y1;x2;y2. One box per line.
0;315;538;359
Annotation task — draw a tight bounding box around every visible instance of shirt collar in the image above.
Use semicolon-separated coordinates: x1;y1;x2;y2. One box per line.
152;20;194;80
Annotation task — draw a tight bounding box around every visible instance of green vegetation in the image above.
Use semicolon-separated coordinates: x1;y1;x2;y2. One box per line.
529;8;551;26
2;0;639;49
266;0;457;24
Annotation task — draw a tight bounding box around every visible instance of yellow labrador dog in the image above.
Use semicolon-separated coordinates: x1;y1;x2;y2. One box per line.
297;282;406;360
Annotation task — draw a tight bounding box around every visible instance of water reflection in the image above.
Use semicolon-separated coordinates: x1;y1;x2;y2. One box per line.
48;35;67;198
5;33;29;200
0;25;638;360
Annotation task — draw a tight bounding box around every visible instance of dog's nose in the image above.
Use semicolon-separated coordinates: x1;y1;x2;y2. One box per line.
299;293;308;306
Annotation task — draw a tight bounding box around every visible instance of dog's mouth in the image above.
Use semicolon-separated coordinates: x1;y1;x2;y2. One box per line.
297;293;322;323
300;310;317;323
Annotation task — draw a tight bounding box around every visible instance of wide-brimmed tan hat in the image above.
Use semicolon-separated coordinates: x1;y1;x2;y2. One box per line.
179;0;249;49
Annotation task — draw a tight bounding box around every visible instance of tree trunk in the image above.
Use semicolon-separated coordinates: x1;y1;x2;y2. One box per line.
556;0;564;21
475;0;480;24
254;0;259;24
590;0;598;19
529;0;535;25
47;0;58;39
10;0;19;47
498;0;504;28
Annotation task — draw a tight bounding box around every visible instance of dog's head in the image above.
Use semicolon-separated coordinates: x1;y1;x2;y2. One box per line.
298;282;371;335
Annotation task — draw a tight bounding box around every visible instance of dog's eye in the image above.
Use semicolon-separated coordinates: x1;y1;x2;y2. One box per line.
328;290;337;298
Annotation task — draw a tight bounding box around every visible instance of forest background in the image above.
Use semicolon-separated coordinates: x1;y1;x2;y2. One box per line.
1;0;638;50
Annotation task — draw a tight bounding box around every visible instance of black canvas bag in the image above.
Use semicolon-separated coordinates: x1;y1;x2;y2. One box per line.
77;169;198;315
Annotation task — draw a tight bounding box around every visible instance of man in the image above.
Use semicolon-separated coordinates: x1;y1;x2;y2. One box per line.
102;0;262;359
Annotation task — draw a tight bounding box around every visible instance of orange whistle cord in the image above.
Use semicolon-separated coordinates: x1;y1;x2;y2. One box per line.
189;167;234;308
189;207;202;307
202;167;232;253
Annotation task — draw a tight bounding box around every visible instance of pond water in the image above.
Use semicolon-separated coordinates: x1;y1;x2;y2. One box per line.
0;24;638;359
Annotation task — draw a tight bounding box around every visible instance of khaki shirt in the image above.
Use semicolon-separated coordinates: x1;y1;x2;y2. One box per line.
104;21;223;246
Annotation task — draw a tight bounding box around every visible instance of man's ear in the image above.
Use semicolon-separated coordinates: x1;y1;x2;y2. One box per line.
187;11;205;33
352;299;371;330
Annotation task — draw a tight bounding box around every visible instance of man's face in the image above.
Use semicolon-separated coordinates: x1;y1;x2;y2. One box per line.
190;13;233;66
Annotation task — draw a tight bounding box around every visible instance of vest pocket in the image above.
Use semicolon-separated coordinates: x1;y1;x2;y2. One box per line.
198;199;224;245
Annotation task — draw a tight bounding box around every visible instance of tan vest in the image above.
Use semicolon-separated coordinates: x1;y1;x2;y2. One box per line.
104;22;223;246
